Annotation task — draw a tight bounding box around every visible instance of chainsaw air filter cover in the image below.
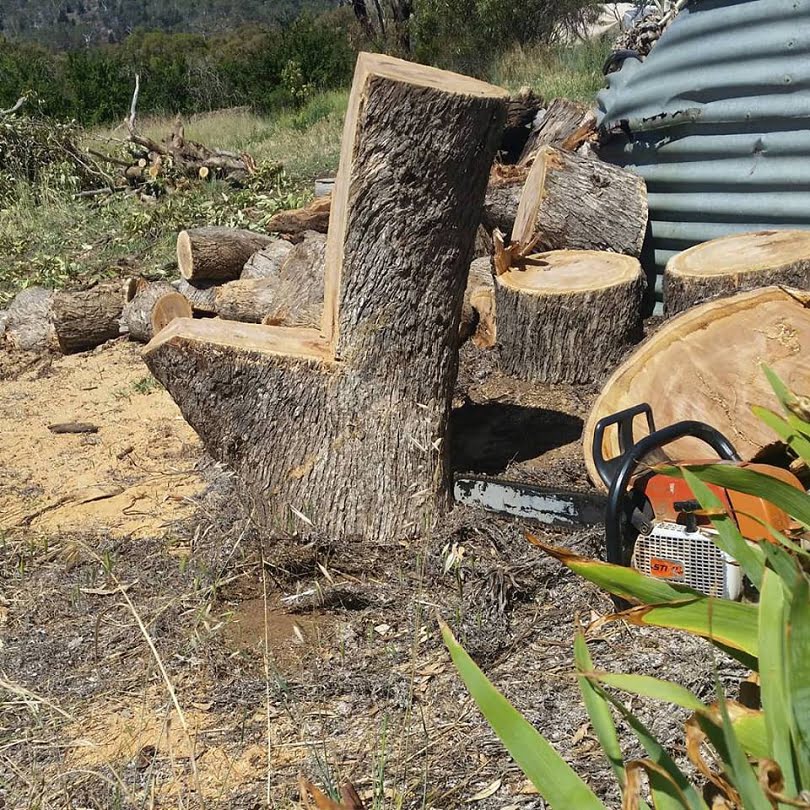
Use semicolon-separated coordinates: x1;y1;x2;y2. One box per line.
632;521;743;600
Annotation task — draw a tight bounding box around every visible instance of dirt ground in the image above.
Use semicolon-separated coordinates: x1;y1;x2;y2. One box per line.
0;338;743;810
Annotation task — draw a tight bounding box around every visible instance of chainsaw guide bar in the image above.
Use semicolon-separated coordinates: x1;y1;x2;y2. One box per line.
453;475;607;528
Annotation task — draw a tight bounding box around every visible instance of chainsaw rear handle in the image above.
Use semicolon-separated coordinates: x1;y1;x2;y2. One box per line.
603;418;741;566
593;403;657;489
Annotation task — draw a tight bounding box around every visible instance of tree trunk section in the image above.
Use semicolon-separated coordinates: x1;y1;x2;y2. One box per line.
518;98;595;166
145;53;507;543
216;234;326;325
664;230;810;316
265;196;331;236
240;239;294;280
5;287;56;351
124;281;192;342
512;146;648;256
51;280;129;353
584;286;810;490
496;250;644;383
177;227;275;282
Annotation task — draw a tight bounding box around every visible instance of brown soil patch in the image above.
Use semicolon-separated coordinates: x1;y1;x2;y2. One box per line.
0;340;203;538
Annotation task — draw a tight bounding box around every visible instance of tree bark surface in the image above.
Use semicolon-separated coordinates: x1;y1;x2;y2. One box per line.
5;287;56;351
664;230;810;316
584;286;810;489
174;278;218;315
518;98;595;166
52;280;127;353
481;167;528;238
265;196;331;236
460;257;496;347
496;250;644;383
146;53;507;543
177;227;275;282
512;146;648;256
240;239;294;280
216;234;326;325
124;281;192;342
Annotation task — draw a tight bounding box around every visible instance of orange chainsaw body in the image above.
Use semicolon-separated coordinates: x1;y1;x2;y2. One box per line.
638;461;803;541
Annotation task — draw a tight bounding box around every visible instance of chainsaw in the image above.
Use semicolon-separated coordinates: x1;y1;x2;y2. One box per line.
454;403;805;600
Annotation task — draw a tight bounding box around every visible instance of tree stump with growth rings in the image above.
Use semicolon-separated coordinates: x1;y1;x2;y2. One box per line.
495;249;644;383
664;230;810;316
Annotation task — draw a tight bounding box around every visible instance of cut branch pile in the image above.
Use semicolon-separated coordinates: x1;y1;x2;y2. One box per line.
121;113;259;189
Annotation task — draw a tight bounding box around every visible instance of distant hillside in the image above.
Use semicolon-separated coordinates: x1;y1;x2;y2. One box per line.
0;0;334;49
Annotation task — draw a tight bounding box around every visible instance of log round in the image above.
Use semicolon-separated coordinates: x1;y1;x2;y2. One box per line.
495;250;644;383
52;280;129;353
177;227;275;282
5;286;56;351
664;230;810;316
584;286;810;489
124;281;192;342
512;145;648;256
217;234;326;325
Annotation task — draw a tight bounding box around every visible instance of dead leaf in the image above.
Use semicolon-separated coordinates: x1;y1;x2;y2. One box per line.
468;778;501;802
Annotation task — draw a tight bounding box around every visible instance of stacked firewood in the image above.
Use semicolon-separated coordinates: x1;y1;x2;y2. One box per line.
0;210;330;354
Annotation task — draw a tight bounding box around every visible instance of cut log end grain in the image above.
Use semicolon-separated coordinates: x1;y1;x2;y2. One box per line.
124;281;192;342
584;286;810;490
496;250;644;383
177;227;275;282
664;230;810;316
512;145;648;257
4;287;56;351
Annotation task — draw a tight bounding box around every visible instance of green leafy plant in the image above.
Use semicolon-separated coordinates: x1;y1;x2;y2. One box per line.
443;366;810;809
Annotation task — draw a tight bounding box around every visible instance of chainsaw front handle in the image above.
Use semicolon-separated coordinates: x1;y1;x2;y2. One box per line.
604;419;740;566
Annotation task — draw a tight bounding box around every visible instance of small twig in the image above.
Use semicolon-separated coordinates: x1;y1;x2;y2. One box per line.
48;422;99;434
0;96;26;116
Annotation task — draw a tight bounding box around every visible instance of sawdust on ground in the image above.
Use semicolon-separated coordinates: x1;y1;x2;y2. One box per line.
0;340;203;538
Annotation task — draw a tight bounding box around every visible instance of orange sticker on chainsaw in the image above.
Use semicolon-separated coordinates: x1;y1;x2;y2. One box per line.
649;557;684;579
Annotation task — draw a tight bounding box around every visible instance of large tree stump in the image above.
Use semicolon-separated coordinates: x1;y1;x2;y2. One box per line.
4;287;56;351
144;53;507;542
216;234;326;325
495;250;644;383
664;230;810;316
584;286;810;489
124;282;192;342
52;280;129;353
177;227;275;282
512;146;648;256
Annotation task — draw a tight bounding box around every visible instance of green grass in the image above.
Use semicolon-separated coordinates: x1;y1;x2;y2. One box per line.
489;38;611;100
0;43;606;306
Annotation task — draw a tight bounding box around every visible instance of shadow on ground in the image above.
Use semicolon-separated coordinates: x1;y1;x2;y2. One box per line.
450;400;583;474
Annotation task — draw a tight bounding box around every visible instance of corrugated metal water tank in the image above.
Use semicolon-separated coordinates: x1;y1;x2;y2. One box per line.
597;0;810;312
